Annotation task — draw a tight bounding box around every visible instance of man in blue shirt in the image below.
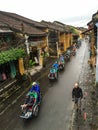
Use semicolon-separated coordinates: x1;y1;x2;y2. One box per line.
30;82;40;93
30;82;40;101
52;61;59;72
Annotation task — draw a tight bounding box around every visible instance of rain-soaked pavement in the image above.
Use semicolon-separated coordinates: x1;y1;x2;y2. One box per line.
0;40;88;130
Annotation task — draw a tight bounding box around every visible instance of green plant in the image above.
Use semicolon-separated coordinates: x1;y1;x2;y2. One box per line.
29;60;36;68
0;48;26;64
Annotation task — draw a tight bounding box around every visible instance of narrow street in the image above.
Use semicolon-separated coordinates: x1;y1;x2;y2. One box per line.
0;40;87;130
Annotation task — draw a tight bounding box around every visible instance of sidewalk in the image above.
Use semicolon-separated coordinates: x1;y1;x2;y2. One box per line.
25;65;43;76
25;56;57;76
71;43;98;130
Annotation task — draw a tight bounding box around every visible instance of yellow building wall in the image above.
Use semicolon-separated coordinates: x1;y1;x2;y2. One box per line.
67;33;72;48
59;33;65;52
79;31;83;39
59;33;71;52
65;34;68;49
64;34;67;51
33;35;48;67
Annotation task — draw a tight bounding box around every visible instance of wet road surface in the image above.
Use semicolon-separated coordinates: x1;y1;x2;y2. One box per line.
0;40;87;130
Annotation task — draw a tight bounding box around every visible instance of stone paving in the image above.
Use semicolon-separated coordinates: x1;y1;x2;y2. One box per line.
71;43;98;130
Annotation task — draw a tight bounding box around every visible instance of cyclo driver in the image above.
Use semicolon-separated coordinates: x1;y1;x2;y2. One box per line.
21;91;38;109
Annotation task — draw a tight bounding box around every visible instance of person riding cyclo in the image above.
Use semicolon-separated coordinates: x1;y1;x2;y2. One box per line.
72;44;76;52
66;48;71;56
52;61;59;73
50;66;56;74
59;55;65;64
21;91;38;109
59;54;64;61
30;82;40;94
30;82;41;102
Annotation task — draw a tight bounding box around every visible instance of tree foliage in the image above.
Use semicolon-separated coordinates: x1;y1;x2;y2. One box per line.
71;27;79;35
0;48;26;64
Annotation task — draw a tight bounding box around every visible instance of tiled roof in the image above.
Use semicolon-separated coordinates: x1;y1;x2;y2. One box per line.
53;21;65;26
41;20;65;32
64;25;72;33
0;21;8;27
0;21;13;33
87;20;93;26
76;27;87;32
92;10;98;18
53;21;72;33
0;11;47;29
0;11;46;36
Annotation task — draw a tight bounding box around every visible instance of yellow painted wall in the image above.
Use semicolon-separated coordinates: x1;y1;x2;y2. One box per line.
67;33;72;48
59;33;65;52
59;33;72;52
64;34;69;49
79;31;83;39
